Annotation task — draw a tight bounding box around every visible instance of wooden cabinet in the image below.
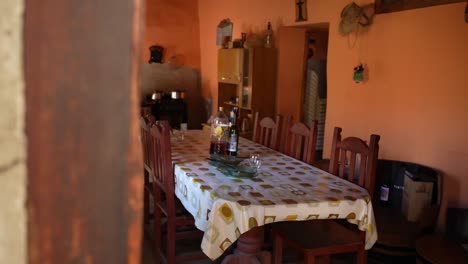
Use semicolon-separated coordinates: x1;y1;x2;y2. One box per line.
218;49;244;84
217;48;277;138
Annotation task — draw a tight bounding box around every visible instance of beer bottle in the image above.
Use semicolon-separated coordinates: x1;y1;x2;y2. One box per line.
227;107;239;156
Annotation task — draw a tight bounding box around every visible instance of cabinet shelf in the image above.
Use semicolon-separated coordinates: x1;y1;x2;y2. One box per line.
217;47;277;122
222;101;251;111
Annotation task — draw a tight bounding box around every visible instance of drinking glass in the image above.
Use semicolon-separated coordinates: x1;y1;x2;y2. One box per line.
180;123;187;141
250;153;262;171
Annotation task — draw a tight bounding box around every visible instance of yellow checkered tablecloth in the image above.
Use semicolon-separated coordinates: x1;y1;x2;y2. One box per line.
172;130;377;260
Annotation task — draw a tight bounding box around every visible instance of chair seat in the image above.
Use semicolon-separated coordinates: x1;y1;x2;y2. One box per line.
273;220;363;251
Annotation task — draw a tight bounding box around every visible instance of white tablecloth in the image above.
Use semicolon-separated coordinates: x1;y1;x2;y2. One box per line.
172;130;377;260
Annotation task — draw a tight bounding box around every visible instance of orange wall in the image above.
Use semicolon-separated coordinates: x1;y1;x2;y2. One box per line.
145;0;200;68
198;0;468;228
197;0;294;102
144;0;206;129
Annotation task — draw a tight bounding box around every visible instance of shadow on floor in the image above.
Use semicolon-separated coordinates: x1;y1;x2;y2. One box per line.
140;236;215;264
141;235;416;264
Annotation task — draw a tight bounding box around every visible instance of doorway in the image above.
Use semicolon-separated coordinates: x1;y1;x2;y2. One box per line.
303;29;328;160
276;24;329;160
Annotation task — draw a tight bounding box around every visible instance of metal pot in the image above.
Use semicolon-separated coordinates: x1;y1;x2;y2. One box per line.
171;90;185;99
151;91;163;100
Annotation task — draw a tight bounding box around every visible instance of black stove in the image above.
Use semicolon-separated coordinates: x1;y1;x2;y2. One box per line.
141;97;187;129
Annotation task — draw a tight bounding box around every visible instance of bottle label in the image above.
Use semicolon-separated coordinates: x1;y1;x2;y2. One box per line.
380;186;389;202
228;134;238;152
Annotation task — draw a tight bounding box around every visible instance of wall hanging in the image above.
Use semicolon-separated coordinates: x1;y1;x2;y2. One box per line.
295;0;308;22
216;19;233;48
339;2;375;36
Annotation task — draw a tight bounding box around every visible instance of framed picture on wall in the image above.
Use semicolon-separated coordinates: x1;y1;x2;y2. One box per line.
295;0;308;22
375;0;465;14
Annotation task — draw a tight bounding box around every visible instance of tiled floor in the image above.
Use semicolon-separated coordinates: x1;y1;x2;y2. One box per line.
140;236;216;264
141;235;416;264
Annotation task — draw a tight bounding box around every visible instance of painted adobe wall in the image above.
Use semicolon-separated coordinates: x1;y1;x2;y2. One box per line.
143;0;205;128
145;0;201;68
198;0;468;228
197;0;294;102
0;0;26;263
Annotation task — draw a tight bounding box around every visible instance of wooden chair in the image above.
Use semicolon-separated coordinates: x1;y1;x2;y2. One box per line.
272;127;381;264
329;127;380;196
150;122;208;263
140;117;153;229
141;114;158;231
252;112;282;150
280;116;318;165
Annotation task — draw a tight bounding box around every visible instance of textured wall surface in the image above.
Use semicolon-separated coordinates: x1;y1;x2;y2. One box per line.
0;0;26;263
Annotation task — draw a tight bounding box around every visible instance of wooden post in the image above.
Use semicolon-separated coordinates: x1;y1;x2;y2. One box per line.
24;0;144;263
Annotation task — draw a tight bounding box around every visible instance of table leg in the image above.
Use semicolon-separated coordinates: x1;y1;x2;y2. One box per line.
221;226;271;264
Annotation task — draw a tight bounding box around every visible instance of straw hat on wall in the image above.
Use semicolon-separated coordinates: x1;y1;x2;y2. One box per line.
339;2;375;36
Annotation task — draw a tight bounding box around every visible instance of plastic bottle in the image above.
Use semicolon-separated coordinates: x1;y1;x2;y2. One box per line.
209;107;229;157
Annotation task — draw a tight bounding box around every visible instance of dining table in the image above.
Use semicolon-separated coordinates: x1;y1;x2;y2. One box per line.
171;130;378;263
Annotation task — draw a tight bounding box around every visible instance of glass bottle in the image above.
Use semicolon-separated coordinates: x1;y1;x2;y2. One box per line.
227;107;239;157
209;107;229;157
264;22;273;48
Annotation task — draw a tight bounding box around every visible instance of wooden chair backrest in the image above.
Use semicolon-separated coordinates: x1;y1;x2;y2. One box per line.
329;127;380;196
281;116;318;165
140;117;152;171
144;113;156;126
150;121;175;211
252;112;282;150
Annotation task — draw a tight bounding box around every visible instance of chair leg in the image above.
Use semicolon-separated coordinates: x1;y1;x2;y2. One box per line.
153;192;162;263
320;255;330;264
357;249;367;264
166;219;176;264
153;208;162;260
304;253;316;264
143;170;149;226
272;230;283;264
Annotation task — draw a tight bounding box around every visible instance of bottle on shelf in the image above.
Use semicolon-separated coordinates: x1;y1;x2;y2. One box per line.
379;173;391;207
210;107;229;157
264;22;273;48
227;107;239;157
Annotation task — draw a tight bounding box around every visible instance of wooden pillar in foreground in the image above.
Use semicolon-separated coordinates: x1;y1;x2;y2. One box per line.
24;0;144;263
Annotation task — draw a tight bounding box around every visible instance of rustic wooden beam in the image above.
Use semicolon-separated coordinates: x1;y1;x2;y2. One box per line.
24;0;144;263
375;0;465;14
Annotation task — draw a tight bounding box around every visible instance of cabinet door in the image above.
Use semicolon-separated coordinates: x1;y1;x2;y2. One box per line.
218;49;244;84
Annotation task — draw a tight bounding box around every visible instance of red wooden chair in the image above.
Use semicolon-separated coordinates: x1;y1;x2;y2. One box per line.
272;127;380;264
141;114;158;231
280;116;318;165
150;122;208;263
252;112;282;150
140;116;153;230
